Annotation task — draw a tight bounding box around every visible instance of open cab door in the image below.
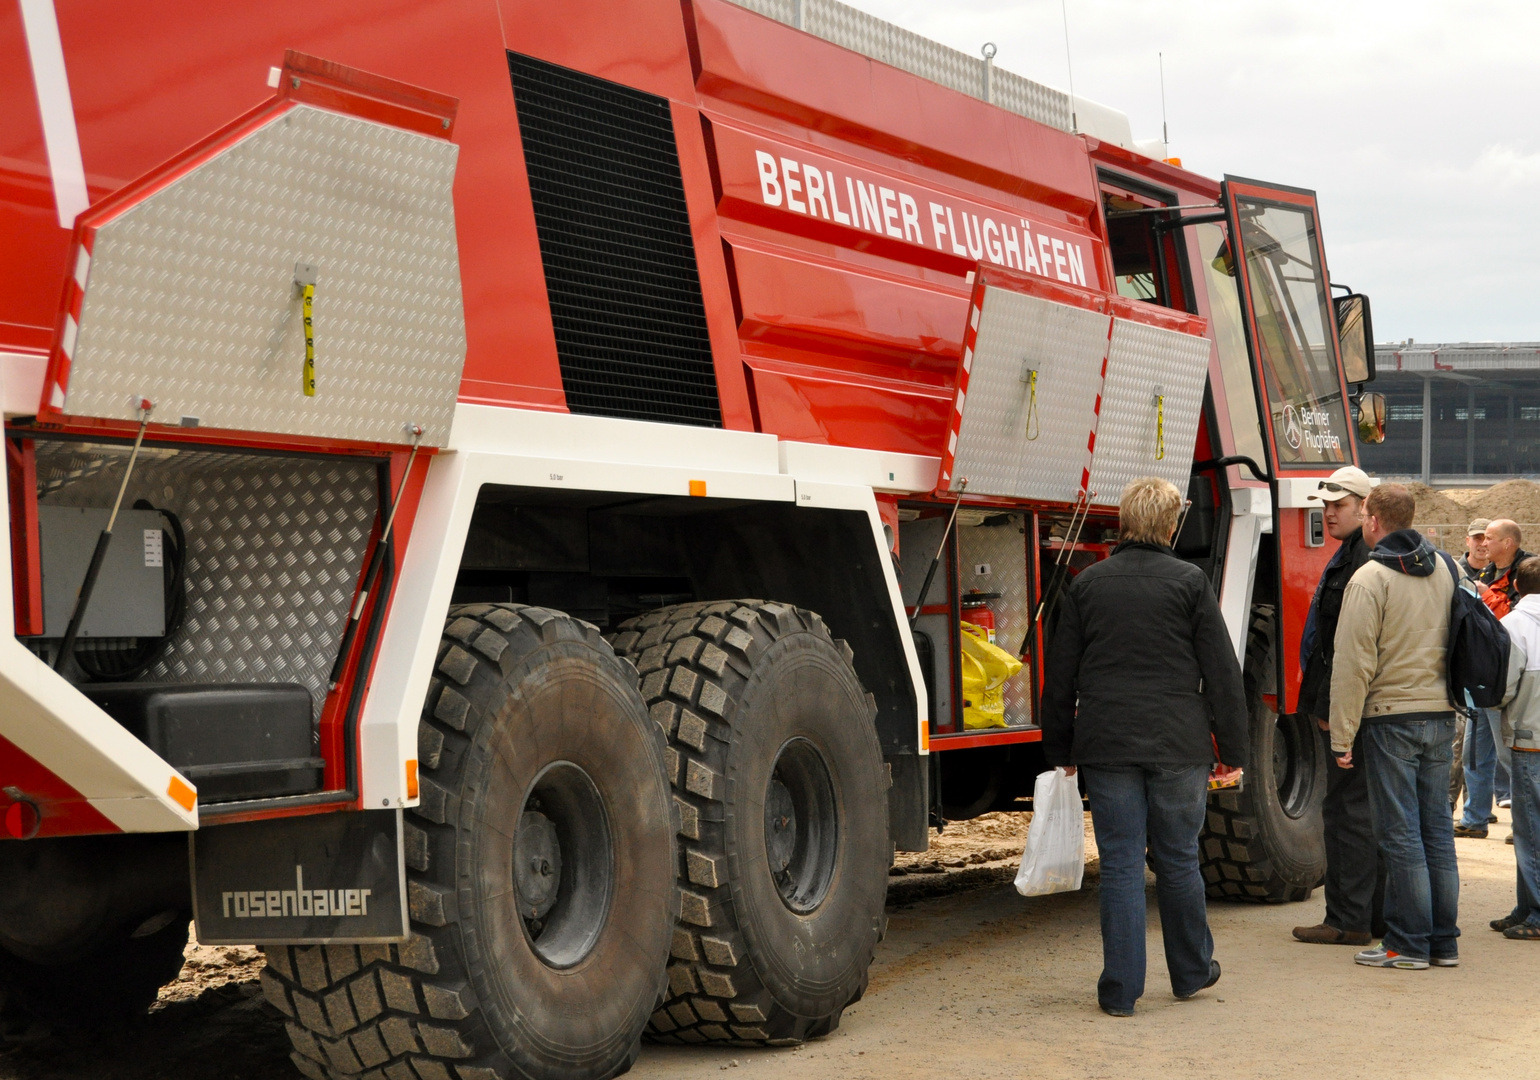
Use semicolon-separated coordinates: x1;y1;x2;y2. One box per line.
1219;176;1356;714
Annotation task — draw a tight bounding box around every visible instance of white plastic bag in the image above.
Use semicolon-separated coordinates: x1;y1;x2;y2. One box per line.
1013;767;1086;896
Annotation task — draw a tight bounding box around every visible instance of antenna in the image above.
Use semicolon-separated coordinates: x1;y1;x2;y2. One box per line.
1060;0;1077;131
1159;52;1169;158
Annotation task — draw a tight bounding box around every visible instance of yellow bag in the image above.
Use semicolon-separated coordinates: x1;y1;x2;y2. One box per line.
959;620;1023;729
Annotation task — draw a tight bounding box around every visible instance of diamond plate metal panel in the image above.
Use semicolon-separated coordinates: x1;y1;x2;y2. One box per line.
958;516;1032;726
724;0;1073;131
1086;318;1211;505
950;288;1110;501
34;442;377;717
66;105;463;447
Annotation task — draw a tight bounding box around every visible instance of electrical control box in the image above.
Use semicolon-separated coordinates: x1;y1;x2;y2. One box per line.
38;506;167;638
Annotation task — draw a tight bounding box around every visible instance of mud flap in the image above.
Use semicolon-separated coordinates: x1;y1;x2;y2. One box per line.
190;808;407;945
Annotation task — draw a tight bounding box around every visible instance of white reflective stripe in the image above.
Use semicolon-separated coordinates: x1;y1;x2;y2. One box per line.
955;387;965;415
60;313;77;359
948;429;957;454
962;345;972;373
73;246;89;290
50;382;65;408
19;0;89;229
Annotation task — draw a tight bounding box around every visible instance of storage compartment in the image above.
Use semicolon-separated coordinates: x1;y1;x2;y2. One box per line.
899;508;1037;739
83;682;322;803
17;436;382;804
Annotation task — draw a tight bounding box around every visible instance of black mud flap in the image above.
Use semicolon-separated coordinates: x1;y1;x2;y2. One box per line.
190;809;407;945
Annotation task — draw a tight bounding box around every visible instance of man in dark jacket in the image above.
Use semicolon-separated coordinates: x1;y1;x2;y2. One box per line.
1042;476;1247;1017
1293;466;1383;946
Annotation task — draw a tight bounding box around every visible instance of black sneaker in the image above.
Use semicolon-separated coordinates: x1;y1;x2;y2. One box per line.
1176;959;1221;999
1454;824;1489;838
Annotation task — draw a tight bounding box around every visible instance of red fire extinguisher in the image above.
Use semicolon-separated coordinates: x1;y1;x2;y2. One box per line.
961;591;999;644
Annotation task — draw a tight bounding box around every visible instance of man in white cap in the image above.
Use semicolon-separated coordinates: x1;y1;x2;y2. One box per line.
1293;465;1385;945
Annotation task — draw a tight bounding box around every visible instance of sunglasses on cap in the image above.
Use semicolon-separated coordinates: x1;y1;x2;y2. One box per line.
1317;481;1358;493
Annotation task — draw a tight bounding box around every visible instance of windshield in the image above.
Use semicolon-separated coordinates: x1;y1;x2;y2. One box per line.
1234;199;1349;467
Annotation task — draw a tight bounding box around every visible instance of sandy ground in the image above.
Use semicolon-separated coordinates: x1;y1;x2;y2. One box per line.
633;808;1535;1080
1;810;1531;1079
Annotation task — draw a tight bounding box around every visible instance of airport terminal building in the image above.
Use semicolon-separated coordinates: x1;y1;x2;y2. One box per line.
1359;342;1540;484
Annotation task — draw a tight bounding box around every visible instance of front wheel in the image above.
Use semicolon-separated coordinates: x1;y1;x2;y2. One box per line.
1200;606;1327;902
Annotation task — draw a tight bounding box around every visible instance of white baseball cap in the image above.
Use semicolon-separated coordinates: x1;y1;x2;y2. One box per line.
1308;466;1373;502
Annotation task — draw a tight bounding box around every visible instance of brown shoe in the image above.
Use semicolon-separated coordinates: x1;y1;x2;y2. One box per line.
1292;923;1372;946
1453;825;1489;838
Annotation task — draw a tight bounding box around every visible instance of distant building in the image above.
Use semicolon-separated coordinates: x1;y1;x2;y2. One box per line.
1358;342;1540;484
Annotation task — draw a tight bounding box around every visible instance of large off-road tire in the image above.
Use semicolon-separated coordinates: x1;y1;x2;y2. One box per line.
262;604;676;1080
609;601;889;1047
1200;606;1327;901
0;913;188;1034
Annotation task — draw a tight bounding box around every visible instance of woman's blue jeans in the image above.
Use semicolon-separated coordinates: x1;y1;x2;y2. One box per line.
1082;763;1213;1013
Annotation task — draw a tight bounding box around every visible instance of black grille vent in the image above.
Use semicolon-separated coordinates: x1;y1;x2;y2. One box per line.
509;52;722;427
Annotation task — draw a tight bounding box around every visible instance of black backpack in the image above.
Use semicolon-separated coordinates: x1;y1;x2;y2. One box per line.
1441;553;1511;709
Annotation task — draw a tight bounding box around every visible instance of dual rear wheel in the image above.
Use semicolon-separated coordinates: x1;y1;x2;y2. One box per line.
265;599;888;1080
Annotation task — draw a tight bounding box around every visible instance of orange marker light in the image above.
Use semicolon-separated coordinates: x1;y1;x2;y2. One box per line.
167;775;197;811
689;480;707;497
405;759;419;800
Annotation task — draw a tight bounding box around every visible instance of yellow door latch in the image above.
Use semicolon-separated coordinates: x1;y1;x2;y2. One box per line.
1153;385;1166;460
1020;364;1041;441
294;262;317;397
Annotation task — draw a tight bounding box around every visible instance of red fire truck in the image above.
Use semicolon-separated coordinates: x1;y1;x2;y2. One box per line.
0;0;1385;1075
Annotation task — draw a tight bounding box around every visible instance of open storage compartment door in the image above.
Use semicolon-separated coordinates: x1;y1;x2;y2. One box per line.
39;52;466;449
939;267;1111;503
1085;300;1211;505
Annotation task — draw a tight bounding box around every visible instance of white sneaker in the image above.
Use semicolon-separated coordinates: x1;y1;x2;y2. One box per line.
1497;797;1512;809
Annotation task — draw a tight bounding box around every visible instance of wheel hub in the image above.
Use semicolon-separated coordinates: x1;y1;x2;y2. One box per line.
765;779;796;874
513;810;562;921
764;738;839;915
513;763;613;968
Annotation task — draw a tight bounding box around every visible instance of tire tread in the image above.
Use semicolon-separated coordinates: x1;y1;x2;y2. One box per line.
609;600;881;1048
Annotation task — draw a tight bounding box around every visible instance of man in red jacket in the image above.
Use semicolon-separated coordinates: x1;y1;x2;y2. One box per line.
1481;520;1530;618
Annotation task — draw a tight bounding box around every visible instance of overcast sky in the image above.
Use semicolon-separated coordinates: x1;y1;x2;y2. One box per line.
847;0;1539;345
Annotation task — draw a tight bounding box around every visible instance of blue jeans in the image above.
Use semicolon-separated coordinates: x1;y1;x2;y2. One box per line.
1083;763;1213;1012
1363;718;1461;960
1462;706;1513;826
1509;750;1540;928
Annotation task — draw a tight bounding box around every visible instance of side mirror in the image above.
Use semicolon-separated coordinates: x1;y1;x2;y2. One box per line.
1357;391;1386;445
1334;293;1376;384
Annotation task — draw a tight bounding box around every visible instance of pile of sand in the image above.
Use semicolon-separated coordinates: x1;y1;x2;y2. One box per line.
1410;479;1540;528
1409;482;1470;525
1448;479;1540;524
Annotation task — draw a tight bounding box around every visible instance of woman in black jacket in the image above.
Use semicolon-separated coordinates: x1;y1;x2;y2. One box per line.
1041;476;1248;1016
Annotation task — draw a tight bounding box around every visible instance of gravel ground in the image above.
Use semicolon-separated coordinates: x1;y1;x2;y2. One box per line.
2;809;1530;1079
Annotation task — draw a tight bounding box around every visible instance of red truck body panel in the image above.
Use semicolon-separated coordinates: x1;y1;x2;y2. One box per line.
1;0;1353;818
5;0;1152;457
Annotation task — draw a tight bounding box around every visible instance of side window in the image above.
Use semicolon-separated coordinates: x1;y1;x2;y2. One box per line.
1102;184;1189;311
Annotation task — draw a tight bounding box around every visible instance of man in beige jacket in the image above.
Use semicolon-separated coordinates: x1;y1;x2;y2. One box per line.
1330;484;1460;969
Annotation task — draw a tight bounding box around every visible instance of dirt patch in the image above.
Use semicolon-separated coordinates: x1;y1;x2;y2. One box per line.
0;929;291;1080
888;810;1100;904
